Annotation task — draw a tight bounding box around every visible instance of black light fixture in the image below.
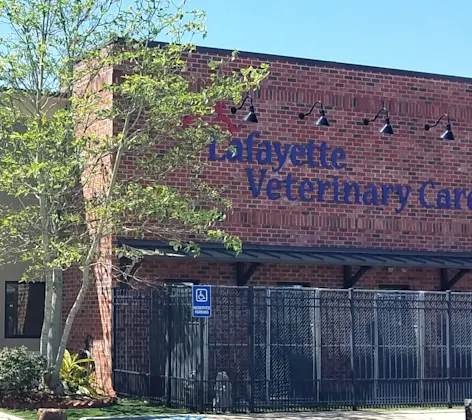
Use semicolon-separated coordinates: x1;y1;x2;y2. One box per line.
298;101;329;126
231;95;258;123
363;108;394;135
424;113;454;140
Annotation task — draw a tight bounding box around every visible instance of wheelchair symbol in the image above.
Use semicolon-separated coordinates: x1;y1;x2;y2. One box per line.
195;288;208;303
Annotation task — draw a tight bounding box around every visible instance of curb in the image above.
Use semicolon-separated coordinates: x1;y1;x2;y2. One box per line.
0;397;116;410
80;416;205;420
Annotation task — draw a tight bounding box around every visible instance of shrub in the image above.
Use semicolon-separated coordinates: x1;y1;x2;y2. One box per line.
60;349;98;396
0;346;46;395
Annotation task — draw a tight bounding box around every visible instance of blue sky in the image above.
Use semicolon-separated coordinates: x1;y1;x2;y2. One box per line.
1;0;469;78
195;0;472;78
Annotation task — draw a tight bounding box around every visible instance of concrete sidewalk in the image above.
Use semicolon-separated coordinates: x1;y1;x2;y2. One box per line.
0;413;22;420
4;409;463;420
204;409;464;420
80;410;466;420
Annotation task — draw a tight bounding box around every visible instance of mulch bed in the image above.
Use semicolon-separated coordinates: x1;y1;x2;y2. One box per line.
0;392;117;409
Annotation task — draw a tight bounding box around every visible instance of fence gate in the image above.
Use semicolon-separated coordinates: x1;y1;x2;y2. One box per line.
112;285;472;412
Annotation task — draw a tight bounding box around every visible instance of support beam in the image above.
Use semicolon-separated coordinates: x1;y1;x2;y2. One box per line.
343;265;371;288
449;269;470;289
343;266;352;286
236;262;261;286
440;268;449;291
440;268;470;291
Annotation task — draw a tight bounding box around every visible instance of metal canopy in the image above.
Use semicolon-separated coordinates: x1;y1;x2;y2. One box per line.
118;239;472;270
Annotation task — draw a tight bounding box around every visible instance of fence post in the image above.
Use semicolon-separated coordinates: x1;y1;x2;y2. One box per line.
417;292;425;404
199;317;205;413
111;287;116;392
248;286;255;412
165;285;172;407
265;288;271;404
446;290;452;408
149;289;154;399
349;288;357;410
314;288;322;403
373;292;378;403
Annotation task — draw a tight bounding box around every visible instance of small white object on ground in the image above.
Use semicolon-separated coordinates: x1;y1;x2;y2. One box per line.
0;412;24;420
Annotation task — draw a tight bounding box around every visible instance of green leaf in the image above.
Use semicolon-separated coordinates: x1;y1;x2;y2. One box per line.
0;0;269;382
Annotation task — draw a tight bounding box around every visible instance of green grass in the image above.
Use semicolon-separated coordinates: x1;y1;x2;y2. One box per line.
2;399;463;420
0;398;186;420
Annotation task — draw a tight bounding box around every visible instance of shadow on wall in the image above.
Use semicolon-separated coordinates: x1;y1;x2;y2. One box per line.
63;265;109;392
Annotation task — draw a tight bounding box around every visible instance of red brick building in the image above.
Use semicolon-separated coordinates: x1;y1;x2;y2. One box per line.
65;45;472;394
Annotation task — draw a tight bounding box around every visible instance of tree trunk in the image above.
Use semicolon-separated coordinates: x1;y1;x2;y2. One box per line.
48;142;124;391
49;268;63;363
40;268;53;363
49;265;92;390
39;192;53;363
42;268;65;394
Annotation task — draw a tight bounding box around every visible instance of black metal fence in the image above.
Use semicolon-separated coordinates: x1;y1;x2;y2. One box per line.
112;285;472;412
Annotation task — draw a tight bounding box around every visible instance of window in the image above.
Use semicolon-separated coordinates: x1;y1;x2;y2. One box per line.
276;282;310;287
164;279;200;286
5;281;45;338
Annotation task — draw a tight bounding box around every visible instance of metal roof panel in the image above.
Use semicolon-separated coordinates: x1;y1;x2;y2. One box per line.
120;242;472;269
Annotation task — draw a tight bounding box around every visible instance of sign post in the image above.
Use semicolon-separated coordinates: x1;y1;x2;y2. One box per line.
192;285;211;317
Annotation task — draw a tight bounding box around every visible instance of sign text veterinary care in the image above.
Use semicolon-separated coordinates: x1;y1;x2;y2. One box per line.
209;132;470;214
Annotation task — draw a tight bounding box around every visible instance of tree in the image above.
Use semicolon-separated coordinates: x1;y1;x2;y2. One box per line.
0;0;269;392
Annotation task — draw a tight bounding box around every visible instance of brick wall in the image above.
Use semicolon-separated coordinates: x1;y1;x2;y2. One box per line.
67;45;472;394
152;48;472;251
65;59;116;393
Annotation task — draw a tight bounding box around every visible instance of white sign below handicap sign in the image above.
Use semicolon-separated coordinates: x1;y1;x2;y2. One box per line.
192;285;211;317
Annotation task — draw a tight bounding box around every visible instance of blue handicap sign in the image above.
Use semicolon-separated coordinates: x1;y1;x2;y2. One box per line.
192;285;211;317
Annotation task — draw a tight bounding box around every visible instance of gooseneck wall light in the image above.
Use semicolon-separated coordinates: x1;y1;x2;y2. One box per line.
363;108;394;135
298;101;329;126
225;98;458;140
231;95;258;123
424;114;454;140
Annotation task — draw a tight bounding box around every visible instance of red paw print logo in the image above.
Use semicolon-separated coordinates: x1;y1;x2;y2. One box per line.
182;101;241;135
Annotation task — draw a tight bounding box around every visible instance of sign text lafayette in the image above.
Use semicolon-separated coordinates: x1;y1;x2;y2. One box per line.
209;132;472;214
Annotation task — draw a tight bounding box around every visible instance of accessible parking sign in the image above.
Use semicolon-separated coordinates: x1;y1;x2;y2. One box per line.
192;285;211;317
